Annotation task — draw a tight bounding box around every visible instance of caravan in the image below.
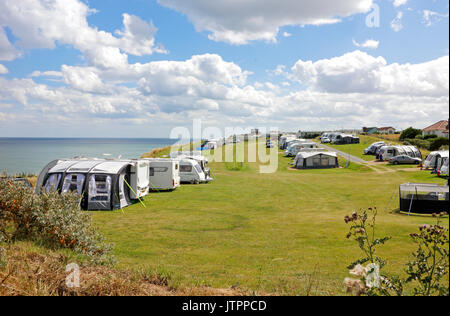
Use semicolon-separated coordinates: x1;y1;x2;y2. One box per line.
279;135;296;150
364;141;386;155
178;159;211;184
143;158;181;190
36;158;150;210
424;150;449;170
378;145;422;161
285;142;317;157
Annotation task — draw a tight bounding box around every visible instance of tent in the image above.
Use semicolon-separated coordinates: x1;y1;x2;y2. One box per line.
36;158;149;210
399;183;449;214
293;152;338;169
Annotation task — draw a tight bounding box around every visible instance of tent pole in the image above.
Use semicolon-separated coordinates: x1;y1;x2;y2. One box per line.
122;175;146;208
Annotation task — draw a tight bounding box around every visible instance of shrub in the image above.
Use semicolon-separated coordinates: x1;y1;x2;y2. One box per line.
403;138;431;150
424;134;438;140
0;179;114;265
429;137;449;151
400;127;422;141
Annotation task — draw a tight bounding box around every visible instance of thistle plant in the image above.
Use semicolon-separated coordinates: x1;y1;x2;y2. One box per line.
405;213;449;296
344;207;449;296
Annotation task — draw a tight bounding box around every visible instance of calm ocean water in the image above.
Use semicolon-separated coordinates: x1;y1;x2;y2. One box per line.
0;138;177;175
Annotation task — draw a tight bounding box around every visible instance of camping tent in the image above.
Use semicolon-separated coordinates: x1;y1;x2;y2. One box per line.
293;152;338;169
399;183;449;214
36;158;149;210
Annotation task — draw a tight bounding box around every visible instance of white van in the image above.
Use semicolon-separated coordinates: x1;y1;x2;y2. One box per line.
178;159;210;184
143;158;181;190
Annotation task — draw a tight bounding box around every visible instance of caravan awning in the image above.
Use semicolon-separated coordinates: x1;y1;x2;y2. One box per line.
91;161;131;174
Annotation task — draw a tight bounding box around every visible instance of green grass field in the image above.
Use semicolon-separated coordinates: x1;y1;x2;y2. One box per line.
91;140;448;295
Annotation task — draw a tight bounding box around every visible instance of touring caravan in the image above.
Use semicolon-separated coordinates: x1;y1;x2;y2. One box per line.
36;158;149;210
332;134;360;144
378;145;422;161
364;141;386;155
143;158;181;190
424;150;449;170
178;159;211;184
285;142;317;157
293;151;339;169
279;135;296;150
170;151;213;181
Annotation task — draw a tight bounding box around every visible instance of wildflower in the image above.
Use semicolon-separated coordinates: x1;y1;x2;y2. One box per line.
349;264;367;277
344;278;366;296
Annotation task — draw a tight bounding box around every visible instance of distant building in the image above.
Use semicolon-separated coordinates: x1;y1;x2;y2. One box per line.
378;127;396;134
362;127;378;134
362;126;396;135
422;120;449;138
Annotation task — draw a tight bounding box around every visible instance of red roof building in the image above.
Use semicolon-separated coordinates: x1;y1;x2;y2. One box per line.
422;120;449;138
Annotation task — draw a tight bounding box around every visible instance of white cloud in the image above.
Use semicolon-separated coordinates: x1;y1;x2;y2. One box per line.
390;11;404;32
0;28;21;61
393;0;407;7
0;51;448;135
290;50;449;96
0;0;165;66
352;39;379;49
422;10;449;27
29;70;62;78
0;63;8;74
282;32;292;38
158;0;373;44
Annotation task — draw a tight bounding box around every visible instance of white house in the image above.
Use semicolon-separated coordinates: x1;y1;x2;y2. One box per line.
422;120;449;138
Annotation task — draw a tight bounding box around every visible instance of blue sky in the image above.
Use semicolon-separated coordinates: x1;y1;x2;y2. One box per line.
0;0;449;137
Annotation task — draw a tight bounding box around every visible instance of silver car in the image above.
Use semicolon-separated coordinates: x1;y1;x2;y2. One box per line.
388;155;422;165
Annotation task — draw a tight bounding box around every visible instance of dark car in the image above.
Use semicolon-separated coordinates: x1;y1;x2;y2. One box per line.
388;155;422;165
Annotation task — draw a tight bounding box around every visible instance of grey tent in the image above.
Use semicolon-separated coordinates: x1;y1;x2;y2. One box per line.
293;151;339;169
36;159;135;210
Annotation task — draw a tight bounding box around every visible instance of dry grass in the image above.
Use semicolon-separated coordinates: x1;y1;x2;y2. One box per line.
0;242;245;296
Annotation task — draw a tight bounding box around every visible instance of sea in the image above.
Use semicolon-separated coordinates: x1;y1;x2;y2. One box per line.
0;138;177;175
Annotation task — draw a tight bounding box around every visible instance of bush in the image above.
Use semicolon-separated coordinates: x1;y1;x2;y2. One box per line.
403;138;431;150
429;137;449;151
424;134;438;140
400;127;422;141
0;179;114;265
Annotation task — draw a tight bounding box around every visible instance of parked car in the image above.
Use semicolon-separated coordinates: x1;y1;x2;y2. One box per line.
321;137;331;143
388;155;422;165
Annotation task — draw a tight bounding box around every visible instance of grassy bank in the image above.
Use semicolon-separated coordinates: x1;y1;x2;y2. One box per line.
90;140;448;295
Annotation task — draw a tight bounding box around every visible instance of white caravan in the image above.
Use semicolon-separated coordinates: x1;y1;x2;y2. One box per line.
285;142;317;157
279;135;296;149
143;158;181;190
378;145;422;161
170;151;213;181
424;150;449;170
178;159;210;184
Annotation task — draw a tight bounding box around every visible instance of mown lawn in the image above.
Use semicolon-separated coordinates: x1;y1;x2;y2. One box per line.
91;140;448;295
